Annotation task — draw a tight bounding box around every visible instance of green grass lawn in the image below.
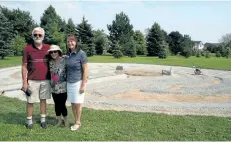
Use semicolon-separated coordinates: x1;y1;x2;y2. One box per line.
0;96;230;141
1;55;231;70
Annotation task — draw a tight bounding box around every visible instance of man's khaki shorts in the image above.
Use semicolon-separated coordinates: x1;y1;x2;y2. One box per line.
26;80;51;103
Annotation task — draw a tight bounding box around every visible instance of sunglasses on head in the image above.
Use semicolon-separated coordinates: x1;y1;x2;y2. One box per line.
33;34;42;38
49;51;58;54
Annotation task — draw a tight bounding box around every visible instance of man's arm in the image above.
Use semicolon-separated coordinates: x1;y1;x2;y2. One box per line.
22;63;28;83
22;47;28;91
22;63;28;92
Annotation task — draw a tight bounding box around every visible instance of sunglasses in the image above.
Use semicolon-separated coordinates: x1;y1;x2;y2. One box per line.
49;51;58;54
33;34;42;38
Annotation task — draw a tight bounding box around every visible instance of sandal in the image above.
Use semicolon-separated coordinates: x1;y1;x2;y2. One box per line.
70;123;81;131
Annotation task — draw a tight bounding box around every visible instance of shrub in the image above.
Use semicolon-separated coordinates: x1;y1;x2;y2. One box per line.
215;51;221;57
205;51;211;58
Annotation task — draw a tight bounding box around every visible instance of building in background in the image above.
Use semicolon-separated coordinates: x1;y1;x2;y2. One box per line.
193;41;204;50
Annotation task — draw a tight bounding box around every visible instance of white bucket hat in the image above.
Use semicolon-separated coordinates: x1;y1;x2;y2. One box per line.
47;45;62;53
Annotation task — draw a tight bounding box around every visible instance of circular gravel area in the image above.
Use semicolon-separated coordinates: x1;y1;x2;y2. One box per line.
1;63;231;117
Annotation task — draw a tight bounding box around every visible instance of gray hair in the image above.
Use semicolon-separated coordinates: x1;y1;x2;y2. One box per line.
32;27;45;37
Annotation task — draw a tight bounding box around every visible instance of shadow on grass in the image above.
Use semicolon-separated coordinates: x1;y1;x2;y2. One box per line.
0;112;57;126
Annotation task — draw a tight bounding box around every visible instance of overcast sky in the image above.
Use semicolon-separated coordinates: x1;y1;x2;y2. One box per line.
1;0;231;43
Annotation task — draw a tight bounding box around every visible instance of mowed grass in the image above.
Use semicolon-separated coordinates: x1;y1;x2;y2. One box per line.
0;97;230;141
1;55;231;70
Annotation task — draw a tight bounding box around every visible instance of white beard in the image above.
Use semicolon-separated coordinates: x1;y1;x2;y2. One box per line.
33;37;43;44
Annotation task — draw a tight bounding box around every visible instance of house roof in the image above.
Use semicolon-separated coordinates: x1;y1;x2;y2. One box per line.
193;41;202;44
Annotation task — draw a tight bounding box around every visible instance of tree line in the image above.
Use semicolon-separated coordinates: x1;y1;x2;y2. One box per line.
0;5;230;59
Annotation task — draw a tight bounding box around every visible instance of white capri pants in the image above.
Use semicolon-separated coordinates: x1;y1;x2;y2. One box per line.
67;80;85;104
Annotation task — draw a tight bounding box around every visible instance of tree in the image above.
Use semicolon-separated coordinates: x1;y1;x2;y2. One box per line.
205;51;211;58
78;41;90;55
133;30;146;55
204;43;219;53
158;41;169;59
40;5;63;43
162;29;170;44
0;6;37;43
50;22;66;53
215;51;221;57
76;16;95;56
93;29;109;55
168;31;184;55
218;45;226;57
146;22;165;56
123;37;136;57
113;42;123;59
181;35;194;58
224;47;230;58
60;18;66;33
107;12;134;54
10;35;27;56
0;12;13;59
219;33;231;46
66;18;76;35
196;50;201;57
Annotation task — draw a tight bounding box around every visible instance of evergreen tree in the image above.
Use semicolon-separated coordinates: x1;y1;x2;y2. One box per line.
66;18;76;35
0;6;37;43
168;31;184;55
146;22;165;56
93;29;109;55
181;35;193;58
107;12;133;54
40;5;62;43
76;16;95;56
113;42;123;59
10;35;27;56
133;30;146;55
50;22;66;53
123;37;136;57
0;12;13;59
158;41;168;59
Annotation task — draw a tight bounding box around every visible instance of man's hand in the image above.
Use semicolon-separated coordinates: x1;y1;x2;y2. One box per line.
22;82;28;92
79;85;85;94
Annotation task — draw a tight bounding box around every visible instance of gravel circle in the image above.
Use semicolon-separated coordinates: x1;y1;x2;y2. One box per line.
1;63;231;117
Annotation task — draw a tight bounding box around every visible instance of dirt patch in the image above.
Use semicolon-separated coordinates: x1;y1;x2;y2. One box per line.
124;69;161;76
107;89;231;103
213;79;222;84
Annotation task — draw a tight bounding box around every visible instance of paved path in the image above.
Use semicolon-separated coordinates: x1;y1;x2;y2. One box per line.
1;63;231;117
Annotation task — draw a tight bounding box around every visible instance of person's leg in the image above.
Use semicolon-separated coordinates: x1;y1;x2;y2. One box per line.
70;81;85;131
26;103;33;128
61;93;68;127
71;103;76;122
40;99;46;122
52;93;62;126
75;104;82;124
70;103;82;130
25;80;39;129
39;80;51;128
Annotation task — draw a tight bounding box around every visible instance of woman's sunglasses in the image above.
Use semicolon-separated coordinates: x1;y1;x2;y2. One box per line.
50;51;58;54
33;34;42;38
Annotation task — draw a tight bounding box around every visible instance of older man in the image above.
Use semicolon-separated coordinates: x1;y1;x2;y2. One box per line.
22;27;51;129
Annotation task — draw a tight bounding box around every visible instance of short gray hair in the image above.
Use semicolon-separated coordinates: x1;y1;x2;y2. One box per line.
32;27;45;36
